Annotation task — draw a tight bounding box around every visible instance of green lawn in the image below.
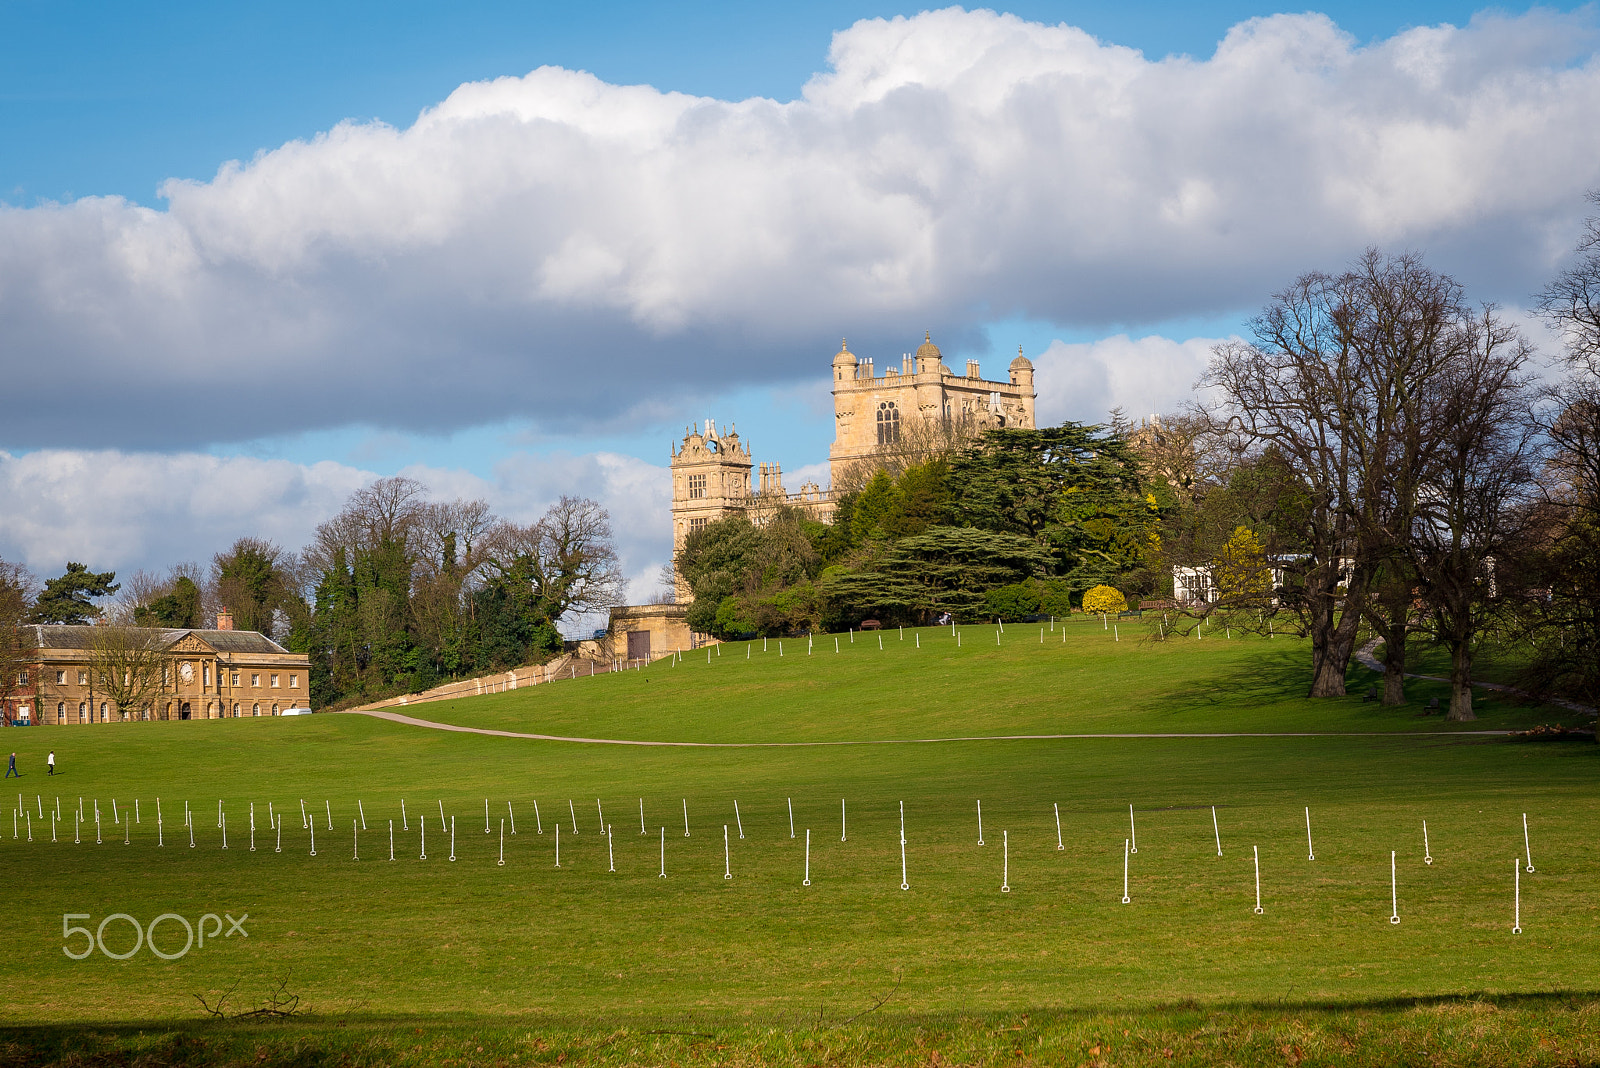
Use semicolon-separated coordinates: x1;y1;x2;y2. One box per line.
0;619;1595;1065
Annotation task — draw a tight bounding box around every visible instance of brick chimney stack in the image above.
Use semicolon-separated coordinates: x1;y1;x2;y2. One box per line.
216;608;234;631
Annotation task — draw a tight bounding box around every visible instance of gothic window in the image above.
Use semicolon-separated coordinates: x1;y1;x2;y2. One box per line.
688;474;707;499
689;517;708;534
876;401;900;445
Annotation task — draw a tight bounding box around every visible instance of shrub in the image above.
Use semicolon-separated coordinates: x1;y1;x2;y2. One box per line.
1082;584;1127;614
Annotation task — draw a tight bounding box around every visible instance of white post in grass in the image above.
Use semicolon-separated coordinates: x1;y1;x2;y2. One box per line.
977;800;984;845
659;826;666;878
878;634;882;651
639;797;645;835
216;798;221;827
358;799;366;831
184;801;190;827
900;833;909;892
1001;830;1010;893
325;800;332;831
734;800;745;839
534;800;543;834
1054;803;1064;851
220;816;227;849
449;816;456;862
834;637;839;653
485;798;491;833
1305;808;1313;860
74;811;80;845
122;816;128;845
352;819;358;861
26;812;32;842
96;811;102;845
389;820;394;861
1253;845;1263;913
554;824;560;866
1129;804;1138;853
803;828;811;886
788;798;795;839
1423;821;1432;865
723;824;732;879
747;645;751;660
841;799;846;841
916;633;920;648
419;820;426;860
1523;813;1535;872
683;798;691;837
401;799;407;830
597;798;604;833
1121;839;1130;904
135;798;139;823
1213;806;1223;856
780;641;784;657
113;799;119;825
306;820;313;856
1390;851;1400;924
274;815;280;852
438;800;446;832
899;801;905;846
52;812;57;842
508;801;516;834
498;819;506;867
1513;857;1522;934
607;825;615;872
569;799;579;834
158;816;163;848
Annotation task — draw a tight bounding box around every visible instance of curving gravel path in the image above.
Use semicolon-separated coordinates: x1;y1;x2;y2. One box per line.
338;706;1512;747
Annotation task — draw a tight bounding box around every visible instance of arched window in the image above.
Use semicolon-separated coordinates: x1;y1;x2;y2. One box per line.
876;401;900;445
252;703;260;716
78;702;86;724
56;702;64;723
99;702;108;721
232;703;240;717
271;703;279;716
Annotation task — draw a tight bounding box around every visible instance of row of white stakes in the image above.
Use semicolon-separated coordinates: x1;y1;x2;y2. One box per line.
9;792;1542;929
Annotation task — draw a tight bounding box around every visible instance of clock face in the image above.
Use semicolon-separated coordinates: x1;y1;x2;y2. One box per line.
179;662;194;683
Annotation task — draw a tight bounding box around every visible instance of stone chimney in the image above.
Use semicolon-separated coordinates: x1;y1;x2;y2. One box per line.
216;608;234;631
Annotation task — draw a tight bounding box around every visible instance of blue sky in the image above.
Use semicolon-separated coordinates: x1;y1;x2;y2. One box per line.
2;0;1598;604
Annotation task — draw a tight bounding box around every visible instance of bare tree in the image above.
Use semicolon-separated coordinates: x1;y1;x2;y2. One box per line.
833;408;990;493
89;625;170;722
1410;315;1537;720
483;497;627;623
1203;250;1475;698
0;557;37;725
1539;190;1600;378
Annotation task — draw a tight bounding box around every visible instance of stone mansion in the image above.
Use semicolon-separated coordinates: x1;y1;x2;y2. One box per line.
668;332;1037;562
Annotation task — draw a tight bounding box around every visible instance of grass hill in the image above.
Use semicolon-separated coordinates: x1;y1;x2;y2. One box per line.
0;618;1594;1065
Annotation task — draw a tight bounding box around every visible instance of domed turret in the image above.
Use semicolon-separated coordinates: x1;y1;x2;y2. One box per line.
833;339;858;382
1009;345;1034;387
915;331;943;373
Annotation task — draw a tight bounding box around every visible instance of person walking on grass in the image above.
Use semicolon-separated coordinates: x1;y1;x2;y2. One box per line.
47;751;54;776
4;752;16;778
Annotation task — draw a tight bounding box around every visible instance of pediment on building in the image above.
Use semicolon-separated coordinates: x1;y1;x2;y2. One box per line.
166;633;218;655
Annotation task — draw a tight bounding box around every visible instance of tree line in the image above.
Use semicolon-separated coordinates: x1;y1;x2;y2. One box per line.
0;481;625;716
1138;215;1600;721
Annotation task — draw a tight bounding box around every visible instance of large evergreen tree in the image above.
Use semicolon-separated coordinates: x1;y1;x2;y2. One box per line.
29;563;118;624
